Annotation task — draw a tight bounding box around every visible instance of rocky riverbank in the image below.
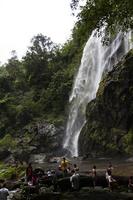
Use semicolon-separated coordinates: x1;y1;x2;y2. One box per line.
0;157;132;199
10;189;133;200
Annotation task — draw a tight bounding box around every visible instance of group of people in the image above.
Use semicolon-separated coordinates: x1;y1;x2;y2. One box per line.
91;162;133;192
92;162;120;191
85;163;115;190
25;157;80;190
25;159;133;193
90;163;115;190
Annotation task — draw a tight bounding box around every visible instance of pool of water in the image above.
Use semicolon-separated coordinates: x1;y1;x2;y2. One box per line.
33;157;133;177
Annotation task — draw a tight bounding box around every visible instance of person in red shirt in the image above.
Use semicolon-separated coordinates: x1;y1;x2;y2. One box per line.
26;163;33;182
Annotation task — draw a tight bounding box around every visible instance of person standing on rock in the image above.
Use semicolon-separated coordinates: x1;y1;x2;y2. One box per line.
70;169;80;191
107;162;113;175
106;169;116;191
92;165;97;188
61;157;70;176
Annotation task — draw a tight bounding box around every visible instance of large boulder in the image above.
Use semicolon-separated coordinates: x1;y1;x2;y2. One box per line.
26;121;64;154
3;121;65;163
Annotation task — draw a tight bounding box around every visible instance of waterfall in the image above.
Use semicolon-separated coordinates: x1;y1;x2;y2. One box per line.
63;29;133;157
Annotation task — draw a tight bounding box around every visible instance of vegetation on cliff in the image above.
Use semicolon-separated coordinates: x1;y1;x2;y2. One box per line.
71;0;133;43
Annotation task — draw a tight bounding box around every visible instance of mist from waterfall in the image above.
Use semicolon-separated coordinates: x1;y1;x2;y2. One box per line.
63;29;133;157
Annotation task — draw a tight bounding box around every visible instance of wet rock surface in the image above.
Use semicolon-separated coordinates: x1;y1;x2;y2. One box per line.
79;51;133;157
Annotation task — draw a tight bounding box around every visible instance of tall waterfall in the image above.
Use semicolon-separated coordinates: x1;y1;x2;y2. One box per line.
63;30;132;157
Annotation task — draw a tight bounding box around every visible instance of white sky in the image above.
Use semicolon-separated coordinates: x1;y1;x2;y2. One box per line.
0;0;76;64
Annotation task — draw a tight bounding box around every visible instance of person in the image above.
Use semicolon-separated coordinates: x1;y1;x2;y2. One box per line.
92;165;97;188
26;163;33;182
32;172;38;186
53;165;64;191
55;165;63;179
47;170;52;177
0;183;9;200
128;176;133;191
70;170;80;191
108;162;113;169
61;157;70;176
73;164;79;172
106;169;116;191
107;162;113;175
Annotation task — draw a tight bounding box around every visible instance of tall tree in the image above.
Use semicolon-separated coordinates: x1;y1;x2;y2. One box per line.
23;34;57;89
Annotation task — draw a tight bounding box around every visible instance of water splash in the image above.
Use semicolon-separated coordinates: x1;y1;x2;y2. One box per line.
63;30;132;157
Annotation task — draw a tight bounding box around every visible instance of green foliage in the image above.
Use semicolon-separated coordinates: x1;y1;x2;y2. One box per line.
0;31;82;139
71;0;133;43
23;34;57;89
0;163;25;179
123;129;133;153
0;134;17;150
39;69;72;115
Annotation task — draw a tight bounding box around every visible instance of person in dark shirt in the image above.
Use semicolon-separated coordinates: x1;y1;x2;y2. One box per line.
53;165;63;191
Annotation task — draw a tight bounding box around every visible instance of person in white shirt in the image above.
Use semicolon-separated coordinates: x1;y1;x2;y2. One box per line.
70;170;80;191
105;169;116;191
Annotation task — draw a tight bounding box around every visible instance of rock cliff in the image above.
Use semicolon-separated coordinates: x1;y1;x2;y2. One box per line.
79;50;133;157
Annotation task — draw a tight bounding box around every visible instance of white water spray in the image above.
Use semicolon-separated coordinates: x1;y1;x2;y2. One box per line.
63;30;132;157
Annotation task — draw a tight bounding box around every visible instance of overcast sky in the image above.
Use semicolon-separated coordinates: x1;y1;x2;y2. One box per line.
0;0;76;64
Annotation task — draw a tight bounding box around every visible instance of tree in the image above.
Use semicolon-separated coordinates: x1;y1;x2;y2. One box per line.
71;0;133;41
39;69;73;115
23;34;57;89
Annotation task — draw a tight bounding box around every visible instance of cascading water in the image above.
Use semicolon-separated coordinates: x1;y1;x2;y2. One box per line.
63;29;133;157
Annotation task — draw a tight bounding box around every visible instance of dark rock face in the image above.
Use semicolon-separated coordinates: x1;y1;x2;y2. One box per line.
79;51;133;157
27;121;64;154
7;121;65;163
